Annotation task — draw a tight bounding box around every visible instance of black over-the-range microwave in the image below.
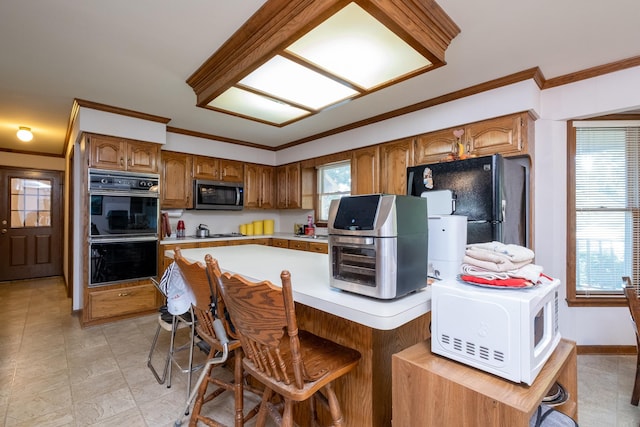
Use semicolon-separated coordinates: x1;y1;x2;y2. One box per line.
193;179;243;210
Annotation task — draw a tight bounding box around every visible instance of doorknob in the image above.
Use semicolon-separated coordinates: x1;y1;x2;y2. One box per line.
1;229;6;234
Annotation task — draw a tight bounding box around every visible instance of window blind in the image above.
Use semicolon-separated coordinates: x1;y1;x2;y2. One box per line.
574;125;640;294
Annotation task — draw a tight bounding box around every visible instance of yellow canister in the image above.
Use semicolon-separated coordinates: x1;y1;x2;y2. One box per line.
239;224;247;235
253;220;264;235
246;223;254;236
263;219;274;235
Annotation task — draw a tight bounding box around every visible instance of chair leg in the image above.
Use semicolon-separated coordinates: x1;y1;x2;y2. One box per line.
147;320;170;384
233;349;244;427
323;383;346;427
633;349;640;406
256;387;274;427
189;355;215;427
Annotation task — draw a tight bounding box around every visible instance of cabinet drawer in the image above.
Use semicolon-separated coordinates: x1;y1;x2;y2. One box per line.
89;283;157;320
308;242;328;254
289;240;309;251
272;238;289;248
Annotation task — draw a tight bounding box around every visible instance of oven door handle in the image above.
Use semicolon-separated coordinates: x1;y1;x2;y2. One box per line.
89;189;159;198
90;236;158;244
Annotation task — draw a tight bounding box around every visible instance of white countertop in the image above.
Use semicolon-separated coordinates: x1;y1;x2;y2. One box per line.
166;245;432;331
160;232;328;245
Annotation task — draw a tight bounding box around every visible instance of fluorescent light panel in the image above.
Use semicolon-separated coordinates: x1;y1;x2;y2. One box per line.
208;87;310;124
287;3;432;89
208;2;435;125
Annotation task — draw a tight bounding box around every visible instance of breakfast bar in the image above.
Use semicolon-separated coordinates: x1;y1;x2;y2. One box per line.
168;244;432;427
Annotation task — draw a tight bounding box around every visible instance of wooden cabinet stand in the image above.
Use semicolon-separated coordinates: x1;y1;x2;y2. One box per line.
392;338;577;427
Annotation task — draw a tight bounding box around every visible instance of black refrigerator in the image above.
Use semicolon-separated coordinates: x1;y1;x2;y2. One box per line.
407;154;530;246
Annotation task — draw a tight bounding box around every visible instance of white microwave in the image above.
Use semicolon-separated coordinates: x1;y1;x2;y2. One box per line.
430;277;561;385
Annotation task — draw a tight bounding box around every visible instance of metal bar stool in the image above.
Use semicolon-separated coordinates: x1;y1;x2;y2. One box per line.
147;265;201;401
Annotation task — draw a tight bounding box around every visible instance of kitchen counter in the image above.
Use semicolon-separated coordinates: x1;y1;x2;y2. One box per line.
167;245;432;427
160;231;328;245
166;245;431;330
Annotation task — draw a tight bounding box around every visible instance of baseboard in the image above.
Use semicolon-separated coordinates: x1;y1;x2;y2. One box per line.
577;345;636;355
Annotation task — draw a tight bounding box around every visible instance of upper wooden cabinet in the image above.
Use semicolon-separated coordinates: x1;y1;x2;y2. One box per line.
160;151;193;209
88;134;159;173
414;112;534;165
193;156;244;182
352;146;380;195
380;138;413;195
244;163;275;209
466;112;531;157
276;163;302;209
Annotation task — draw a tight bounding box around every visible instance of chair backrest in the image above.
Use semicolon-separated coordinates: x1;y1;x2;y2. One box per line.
624;277;640;338
213;262;307;389
173;248;237;342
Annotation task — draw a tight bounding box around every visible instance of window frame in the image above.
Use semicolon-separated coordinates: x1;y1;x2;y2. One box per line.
316;160;351;223
566;117;640;307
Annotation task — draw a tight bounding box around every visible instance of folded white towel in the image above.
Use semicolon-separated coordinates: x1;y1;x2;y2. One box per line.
461;262;543;282
466;241;535;263
462;255;532;272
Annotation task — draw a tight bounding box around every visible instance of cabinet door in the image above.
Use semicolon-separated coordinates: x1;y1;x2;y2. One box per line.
259;165;275;209
466;114;524;157
244;163;262;209
160;151;193;209
380;138;413;195
220;159;244;182
89;135;126;170
285;163;301;209
414;129;457;165
276;163;302;209
127;141;159;173
352;146;380;195
193;156;220;180
88;281;157;320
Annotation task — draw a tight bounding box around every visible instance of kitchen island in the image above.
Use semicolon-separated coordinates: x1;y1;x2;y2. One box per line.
169;245;432;427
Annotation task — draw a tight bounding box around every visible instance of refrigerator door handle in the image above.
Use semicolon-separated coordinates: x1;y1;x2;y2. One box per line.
501;199;506;222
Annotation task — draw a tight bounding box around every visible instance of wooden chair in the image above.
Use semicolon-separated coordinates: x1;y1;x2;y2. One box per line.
212;258;362;427
173;248;259;427
623;276;640;406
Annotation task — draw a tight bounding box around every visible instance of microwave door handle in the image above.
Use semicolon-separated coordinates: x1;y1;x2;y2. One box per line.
236;187;241;205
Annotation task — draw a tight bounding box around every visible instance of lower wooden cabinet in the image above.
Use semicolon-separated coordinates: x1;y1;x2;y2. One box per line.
308;241;328;254
271;238;289;248
85;280;159;326
392;338;577;426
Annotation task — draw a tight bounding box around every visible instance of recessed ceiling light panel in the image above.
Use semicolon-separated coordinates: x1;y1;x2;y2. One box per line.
239;55;359;110
208;86;310;125
287;3;433;90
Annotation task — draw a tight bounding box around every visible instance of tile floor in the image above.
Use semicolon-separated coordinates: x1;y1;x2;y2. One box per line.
1;276;640;426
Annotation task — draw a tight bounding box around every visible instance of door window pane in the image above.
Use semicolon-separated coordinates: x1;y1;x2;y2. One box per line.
10;178;52;228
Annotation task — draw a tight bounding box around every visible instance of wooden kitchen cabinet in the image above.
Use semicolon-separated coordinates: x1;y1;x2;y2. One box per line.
414;127;458;165
276;162;302;209
89;134;160;173
307;241;328;254
413;112;534;165
160;151;193;209
244;163;275;209
392;338;577;427
84;279;160;326
379;137;413;195
466;112;532;157
271;238;289;248
193;156;244;182
288;240;308;251
352;145;380;195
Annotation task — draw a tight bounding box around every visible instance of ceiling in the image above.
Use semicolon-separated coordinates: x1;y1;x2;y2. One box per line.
1;0;640;156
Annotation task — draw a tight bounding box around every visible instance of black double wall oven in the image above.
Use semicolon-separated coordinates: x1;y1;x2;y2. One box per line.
89;169;159;287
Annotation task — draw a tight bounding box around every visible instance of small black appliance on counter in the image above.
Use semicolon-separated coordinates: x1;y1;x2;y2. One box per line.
327;194;428;299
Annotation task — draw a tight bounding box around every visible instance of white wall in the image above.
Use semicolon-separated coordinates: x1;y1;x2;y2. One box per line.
67;65;640;344
276;65;640;347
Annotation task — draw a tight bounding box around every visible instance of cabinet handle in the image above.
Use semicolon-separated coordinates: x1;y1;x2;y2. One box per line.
120;158;124;166
118;292;130;297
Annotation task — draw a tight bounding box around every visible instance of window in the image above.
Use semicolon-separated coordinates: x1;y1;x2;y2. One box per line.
568;121;640;305
317;161;351;221
10;178;52;227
